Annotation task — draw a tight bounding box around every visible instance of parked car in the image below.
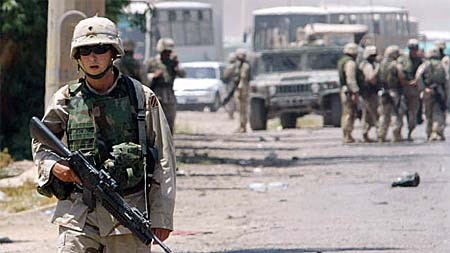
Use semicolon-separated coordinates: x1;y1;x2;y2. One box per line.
174;61;227;112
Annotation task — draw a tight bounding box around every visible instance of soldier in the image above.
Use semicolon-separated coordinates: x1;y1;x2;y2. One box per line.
221;52;238;119
377;45;415;143
147;38;185;133
115;40;144;82
337;42;363;143
398;39;423;141
31;16;176;252
358;45;380;142
234;48;251;133
417;47;448;141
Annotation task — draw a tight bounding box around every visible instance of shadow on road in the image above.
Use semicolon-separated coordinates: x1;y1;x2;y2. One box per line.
205;246;405;253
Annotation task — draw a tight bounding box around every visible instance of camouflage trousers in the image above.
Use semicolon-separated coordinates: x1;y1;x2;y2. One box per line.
58;225;151;253
153;87;176;133
403;85;421;136
161;101;176;134
340;88;357;142
361;93;379;136
377;90;406;142
423;89;446;141
236;87;249;132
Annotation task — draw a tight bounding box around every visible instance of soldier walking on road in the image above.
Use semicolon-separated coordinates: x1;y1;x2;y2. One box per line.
147;38;185;133
222;52;238;119
234;48;251;133
358;45;380;142
377;45;416;143
398;39;423;141
416;47;448;141
31;16;176;253
338;43;363;143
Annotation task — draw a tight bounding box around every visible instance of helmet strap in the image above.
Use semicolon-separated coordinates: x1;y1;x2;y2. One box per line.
78;59;114;80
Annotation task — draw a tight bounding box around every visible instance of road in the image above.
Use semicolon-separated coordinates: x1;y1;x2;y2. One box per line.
1;110;450;253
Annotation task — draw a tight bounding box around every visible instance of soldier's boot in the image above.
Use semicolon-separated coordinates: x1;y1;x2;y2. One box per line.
407;128;414;141
343;131;355;144
392;130;403;143
363;133;374;143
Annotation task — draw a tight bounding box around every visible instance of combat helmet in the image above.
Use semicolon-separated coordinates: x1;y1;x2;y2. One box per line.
426;47;440;59
363;45;377;59
123;40;136;52
71;15;123;59
343;43;358;55
407;38;419;49
156;38;175;53
434;40;446;50
384;45;400;59
235;48;247;60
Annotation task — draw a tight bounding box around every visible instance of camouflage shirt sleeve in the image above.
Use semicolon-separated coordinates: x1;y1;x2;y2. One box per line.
344;60;359;93
31;85;70;189
141;84;176;230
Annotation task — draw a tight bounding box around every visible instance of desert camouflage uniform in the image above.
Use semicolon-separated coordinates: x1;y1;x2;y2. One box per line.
338;50;362;143
398;52;423;140
235;55;251;133
359;55;380;142
417;55;448;141
147;56;184;133
377;48;407;142
222;54;238;119
32;68;176;253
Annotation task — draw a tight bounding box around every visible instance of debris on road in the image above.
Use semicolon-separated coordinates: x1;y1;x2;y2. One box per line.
391;172;420;187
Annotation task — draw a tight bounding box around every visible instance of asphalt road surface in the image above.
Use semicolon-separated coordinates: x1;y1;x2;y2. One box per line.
1;110;450;253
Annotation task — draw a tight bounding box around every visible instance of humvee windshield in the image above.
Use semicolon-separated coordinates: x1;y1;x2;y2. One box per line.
256;48;342;74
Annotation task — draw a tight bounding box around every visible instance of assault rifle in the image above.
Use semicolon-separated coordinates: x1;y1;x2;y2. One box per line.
29;117;173;253
221;60;244;106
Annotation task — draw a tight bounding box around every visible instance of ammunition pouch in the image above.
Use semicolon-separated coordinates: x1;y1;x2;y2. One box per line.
103;142;145;193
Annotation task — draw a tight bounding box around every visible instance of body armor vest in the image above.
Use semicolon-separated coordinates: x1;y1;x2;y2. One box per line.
66;76;142;191
338;55;364;88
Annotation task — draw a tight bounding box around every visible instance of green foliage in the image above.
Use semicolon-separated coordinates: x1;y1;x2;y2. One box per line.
105;0;131;23
0;0;48;160
0;1;132;160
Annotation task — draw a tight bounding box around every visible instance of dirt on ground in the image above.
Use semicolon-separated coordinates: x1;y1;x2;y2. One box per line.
1;109;450;253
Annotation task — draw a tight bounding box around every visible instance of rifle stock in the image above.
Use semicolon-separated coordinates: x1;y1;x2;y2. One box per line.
29;117;173;253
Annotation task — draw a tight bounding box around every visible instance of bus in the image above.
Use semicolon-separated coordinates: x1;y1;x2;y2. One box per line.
251;5;417;52
118;1;223;63
252;6;327;51
324;5;415;50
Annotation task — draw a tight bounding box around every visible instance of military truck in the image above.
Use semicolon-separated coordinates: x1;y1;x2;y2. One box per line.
249;45;343;130
248;23;369;130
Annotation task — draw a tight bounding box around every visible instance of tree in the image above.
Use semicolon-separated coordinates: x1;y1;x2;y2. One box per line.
0;0;130;159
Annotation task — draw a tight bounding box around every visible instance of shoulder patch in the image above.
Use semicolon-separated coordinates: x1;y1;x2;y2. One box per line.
149;95;159;108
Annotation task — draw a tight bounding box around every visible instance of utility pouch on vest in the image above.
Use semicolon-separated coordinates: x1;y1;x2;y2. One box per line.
103;142;145;193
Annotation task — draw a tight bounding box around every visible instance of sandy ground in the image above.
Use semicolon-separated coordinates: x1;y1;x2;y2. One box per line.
1;109;450;253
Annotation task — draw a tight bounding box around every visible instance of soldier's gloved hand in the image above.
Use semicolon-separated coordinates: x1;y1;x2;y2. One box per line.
51;162;82;184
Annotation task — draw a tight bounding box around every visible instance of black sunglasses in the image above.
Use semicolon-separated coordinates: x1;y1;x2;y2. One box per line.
78;45;111;56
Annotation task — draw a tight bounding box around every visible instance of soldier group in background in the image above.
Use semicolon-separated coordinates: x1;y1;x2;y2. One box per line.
339;39;448;144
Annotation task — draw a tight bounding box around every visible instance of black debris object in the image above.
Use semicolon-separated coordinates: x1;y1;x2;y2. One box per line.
391;172;420;187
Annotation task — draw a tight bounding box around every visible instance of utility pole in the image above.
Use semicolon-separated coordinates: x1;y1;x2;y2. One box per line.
45;0;105;107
